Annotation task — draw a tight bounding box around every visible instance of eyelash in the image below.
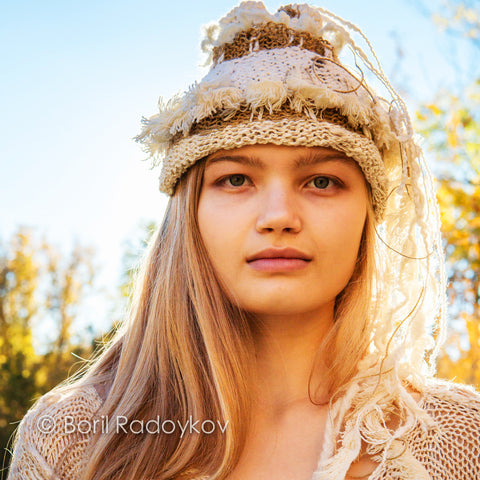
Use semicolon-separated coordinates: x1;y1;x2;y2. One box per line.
216;174;342;190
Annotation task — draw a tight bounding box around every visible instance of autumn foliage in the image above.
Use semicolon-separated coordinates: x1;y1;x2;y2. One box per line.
416;79;480;388
0;229;99;464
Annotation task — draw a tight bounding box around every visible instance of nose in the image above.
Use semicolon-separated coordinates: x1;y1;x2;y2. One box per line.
255;181;302;234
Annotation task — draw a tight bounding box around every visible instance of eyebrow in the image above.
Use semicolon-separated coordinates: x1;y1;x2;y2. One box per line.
205;151;355;169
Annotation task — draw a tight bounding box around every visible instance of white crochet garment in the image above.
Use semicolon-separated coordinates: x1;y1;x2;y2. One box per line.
7;382;480;479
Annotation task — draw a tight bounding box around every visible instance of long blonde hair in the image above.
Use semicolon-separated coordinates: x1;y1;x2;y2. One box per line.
56;156;376;480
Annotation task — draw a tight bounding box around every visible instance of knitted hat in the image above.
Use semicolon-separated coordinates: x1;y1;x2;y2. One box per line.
134;2;412;221
136;3;447;478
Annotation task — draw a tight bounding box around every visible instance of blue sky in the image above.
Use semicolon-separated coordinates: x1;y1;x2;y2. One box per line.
0;0;475;337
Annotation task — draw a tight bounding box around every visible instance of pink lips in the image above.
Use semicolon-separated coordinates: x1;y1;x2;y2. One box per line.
246;247;312;272
248;258;310;272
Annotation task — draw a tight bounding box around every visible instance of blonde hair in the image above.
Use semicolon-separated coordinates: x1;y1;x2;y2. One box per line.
43;154;378;480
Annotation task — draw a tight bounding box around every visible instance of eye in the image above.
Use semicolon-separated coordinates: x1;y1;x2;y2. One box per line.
218;174;250;188
307;176;337;190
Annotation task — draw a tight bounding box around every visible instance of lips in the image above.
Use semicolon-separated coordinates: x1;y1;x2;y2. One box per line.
246;247;312;272
246;247;312;262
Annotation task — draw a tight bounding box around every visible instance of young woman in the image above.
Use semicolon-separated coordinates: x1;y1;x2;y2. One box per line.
7;2;480;480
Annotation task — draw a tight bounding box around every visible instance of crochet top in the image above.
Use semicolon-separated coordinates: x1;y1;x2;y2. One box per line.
7;380;480;480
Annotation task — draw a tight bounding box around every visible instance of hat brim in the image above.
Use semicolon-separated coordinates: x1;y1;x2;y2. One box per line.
160;117;388;221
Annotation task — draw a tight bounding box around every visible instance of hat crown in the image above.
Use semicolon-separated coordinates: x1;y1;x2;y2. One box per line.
210;20;336;67
201;2;347;67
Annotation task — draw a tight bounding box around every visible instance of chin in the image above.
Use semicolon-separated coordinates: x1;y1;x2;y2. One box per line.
241;297;328;316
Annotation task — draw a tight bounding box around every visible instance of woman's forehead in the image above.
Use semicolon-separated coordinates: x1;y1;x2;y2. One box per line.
205;144;358;169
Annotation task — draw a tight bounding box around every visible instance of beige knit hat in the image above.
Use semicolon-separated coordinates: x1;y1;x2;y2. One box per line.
134;2;414;221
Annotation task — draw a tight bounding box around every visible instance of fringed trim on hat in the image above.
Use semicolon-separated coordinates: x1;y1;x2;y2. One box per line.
244;79;288;113
136;66;400;161
184;107;363;139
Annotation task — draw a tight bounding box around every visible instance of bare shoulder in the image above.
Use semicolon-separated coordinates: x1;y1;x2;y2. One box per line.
7;384;103;479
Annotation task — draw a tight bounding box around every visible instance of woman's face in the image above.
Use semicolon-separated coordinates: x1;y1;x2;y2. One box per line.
197;144;369;318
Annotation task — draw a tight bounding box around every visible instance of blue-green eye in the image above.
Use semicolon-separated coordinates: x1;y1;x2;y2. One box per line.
226;174;247;187
311;176;332;189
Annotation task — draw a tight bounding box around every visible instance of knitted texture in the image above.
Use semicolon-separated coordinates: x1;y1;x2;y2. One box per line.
210;20;336;65
7;381;480;479
163;117;388;217
7;386;102;480
135;4;401;221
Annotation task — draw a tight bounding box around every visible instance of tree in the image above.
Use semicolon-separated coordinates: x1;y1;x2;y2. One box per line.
0;229;41;442
415;2;480;388
1;228;97;467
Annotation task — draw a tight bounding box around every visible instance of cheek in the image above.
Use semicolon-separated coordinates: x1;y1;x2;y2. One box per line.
197;195;243;274
315;200;367;276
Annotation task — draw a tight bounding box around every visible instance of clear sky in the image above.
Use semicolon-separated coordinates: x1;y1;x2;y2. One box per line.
0;0;474;337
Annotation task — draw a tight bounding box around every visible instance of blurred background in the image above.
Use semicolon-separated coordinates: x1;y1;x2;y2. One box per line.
1;0;480;474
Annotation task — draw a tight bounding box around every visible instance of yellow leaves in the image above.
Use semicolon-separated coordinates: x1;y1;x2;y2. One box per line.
426;103;443;116
0;228;104;460
3;229;40;325
447;127;459;148
0;228;98;402
415;84;480;169
417;67;480;389
470;80;480;102
432;2;480;40
415;111;427;122
432;12;449;30
465;315;480;349
34;367;47;388
470;216;480;230
438;313;480;390
446;108;464;149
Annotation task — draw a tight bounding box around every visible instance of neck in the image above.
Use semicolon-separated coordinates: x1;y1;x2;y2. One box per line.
250;302;335;414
